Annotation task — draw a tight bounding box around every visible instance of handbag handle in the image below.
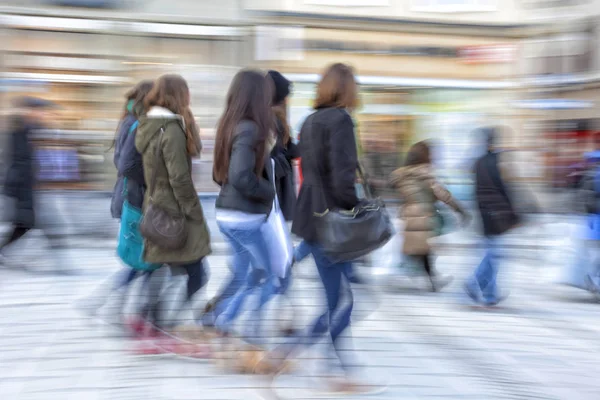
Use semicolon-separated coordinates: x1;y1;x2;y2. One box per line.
147;127;165;201
356;163;374;200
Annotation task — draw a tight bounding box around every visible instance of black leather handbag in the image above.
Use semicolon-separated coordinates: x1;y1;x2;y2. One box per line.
139;127;188;250
315;165;394;263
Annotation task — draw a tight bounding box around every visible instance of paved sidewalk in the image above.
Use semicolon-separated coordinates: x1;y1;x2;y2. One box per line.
1;237;600;400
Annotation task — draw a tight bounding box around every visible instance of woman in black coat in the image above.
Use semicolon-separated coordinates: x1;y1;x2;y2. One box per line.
1;98;53;258
267;70;299;221
264;64;366;392
80;81;156;323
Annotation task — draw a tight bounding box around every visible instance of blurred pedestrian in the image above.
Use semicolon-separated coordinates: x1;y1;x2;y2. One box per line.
573;151;600;296
135;74;211;350
268;70;299;221
264;63;374;392
465;127;519;307
390;141;469;292
0;97;71;273
80;80;157;324
211;69;278;346
265;70;301;335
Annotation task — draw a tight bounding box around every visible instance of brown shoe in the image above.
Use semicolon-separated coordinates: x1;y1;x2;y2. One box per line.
253;354;293;375
326;377;385;395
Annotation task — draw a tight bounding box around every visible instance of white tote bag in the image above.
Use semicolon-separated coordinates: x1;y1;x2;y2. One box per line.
261;159;294;279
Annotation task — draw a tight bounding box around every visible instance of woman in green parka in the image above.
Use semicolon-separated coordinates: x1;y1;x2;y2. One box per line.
135;74;211;334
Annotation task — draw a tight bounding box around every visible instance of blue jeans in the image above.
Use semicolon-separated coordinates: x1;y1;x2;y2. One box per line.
215;220;277;340
294;240;311;263
467;237;502;304
299;243;354;370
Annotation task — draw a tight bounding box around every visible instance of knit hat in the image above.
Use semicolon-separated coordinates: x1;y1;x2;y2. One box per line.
267;70;291;105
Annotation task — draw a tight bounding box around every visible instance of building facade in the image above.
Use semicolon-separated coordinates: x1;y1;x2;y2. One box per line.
245;0;533;194
1;0;251;191
5;0;591;192
519;0;600;187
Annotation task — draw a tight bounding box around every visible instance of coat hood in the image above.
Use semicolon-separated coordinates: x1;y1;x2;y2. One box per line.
136;106;185;154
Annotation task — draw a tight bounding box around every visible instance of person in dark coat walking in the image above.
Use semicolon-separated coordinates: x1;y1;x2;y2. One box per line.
267;70;299;221
465;127;519;307
79;81;157;325
211;69;277;344
262;64;375;393
1;97;63;269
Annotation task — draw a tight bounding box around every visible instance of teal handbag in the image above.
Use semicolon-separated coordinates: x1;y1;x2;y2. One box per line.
116;123;161;272
117;184;161;272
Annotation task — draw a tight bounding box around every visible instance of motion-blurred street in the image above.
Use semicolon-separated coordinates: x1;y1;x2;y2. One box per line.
1;193;599;400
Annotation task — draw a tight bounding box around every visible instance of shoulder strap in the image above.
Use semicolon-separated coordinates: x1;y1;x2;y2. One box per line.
148;127;165;199
356;163;373;199
128;120;139;135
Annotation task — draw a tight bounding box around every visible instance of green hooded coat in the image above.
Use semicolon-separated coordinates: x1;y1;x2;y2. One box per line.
135;106;211;264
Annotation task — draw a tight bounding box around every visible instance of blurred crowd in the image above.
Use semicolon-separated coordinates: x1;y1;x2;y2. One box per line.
4;2;600;397
3;59;600;396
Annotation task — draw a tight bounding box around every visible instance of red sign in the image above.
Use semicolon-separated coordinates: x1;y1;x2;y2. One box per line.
459;44;515;64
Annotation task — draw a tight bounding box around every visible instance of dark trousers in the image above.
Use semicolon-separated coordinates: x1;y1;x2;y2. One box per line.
0;224;31;252
145;258;208;328
415;253;434;277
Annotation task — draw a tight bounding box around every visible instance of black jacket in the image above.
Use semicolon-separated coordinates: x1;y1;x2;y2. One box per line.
4;117;37;227
215;120;275;215
474;151;518;236
270;117;299;220
292;108;360;242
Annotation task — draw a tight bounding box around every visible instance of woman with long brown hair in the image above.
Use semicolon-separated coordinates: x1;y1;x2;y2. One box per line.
211;69;277;343
390;140;469;291
263;63;372;392
134;74;211;349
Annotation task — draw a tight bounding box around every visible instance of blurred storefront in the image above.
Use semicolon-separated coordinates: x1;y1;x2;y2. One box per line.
519;10;600;188
1;2;250;191
251;17;522;194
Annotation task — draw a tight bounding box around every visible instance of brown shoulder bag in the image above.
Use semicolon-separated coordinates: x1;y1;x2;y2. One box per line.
139;127;188;250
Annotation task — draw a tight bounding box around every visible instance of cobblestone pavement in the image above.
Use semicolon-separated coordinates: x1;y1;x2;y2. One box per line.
2;221;600;400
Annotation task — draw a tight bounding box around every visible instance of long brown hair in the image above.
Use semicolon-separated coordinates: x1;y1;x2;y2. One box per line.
404;141;431;167
122;80;154;119
213;69;274;185
273;103;290;146
144;74;201;156
314;63;359;110
109;80;154;151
